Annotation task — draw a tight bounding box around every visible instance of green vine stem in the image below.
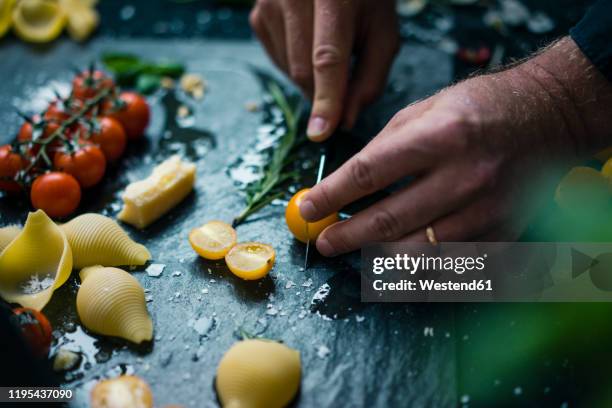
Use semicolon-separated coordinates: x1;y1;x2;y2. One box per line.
15;87;113;184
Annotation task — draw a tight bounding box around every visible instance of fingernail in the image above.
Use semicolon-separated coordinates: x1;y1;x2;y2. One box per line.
299;198;317;222
307;116;328;139
316;237;336;257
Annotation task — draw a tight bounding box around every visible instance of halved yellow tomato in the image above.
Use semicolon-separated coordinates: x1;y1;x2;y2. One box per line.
189;221;237;260
225;242;275;280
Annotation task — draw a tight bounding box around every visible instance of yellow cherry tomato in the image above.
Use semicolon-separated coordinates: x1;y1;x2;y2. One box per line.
225;242;275;280
285;188;338;243
189;221;237;260
595;146;612;163
602;157;612;180
555;166;611;212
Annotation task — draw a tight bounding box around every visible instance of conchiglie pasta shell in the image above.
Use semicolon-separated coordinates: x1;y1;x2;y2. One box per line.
77;266;153;343
61;213;151;269
0;225;20;253
0;210;72;310
90;375;154;408
216;339;301;408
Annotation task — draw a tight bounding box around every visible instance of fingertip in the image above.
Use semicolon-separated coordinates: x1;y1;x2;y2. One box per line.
316;235;337;257
307;115;332;142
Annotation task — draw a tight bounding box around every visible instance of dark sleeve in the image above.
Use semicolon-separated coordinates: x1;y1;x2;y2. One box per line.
570;0;612;82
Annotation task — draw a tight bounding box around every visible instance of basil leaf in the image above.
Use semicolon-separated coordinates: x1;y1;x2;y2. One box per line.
101;52;142;72
136;74;161;95
141;61;185;78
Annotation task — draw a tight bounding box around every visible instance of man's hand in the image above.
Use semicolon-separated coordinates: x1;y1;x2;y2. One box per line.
299;37;612;256
249;0;399;141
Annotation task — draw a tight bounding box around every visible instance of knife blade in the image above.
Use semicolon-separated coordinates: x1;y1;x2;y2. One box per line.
304;147;328;270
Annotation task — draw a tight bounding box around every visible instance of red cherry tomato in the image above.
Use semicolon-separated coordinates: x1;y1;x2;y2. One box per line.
18;117;63;155
18;117;60;141
457;46;492;66
106;92;150;140
72;69;115;101
88;116;127;161
0;145;26;192
31;172;81;218
53;144;106;188
44;99;71;123
11;308;52;359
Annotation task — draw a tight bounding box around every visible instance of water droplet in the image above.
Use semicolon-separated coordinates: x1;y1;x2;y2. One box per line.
94;350;111;363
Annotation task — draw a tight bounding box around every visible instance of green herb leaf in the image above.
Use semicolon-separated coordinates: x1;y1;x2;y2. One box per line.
233;82;303;226
101;52;143;73
136;74;162;95
142;61;185;78
101;52;186;91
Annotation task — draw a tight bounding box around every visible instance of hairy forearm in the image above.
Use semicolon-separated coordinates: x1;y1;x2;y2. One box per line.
518;36;612;153
432;36;612;161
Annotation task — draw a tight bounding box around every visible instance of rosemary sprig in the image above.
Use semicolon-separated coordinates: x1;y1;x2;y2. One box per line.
232;83;303;226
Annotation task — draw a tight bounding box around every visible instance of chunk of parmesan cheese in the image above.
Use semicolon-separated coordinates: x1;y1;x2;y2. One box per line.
118;155;196;229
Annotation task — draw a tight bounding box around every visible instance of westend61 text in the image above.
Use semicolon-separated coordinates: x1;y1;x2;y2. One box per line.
373;279;493;292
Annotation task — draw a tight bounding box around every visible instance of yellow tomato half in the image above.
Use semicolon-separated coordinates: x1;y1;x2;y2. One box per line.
225;242;275;280
189;221;237;260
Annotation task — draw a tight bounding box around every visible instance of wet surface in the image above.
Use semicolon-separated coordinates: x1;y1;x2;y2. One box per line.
0;38;455;407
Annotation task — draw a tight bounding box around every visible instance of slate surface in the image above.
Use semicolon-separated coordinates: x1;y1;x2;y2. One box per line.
0;39;456;407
